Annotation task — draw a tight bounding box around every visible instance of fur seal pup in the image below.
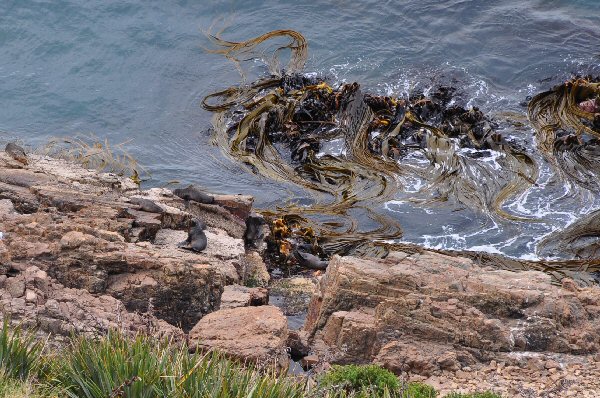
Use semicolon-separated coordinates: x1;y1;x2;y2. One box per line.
173;185;214;204
244;213;266;248
179;218;207;252
5;142;28;165
130;197;163;213
293;250;328;270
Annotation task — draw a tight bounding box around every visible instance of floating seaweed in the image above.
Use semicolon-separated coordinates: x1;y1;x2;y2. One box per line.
528;77;600;191
202;30;600;283
201;30;541;266
41;134;148;185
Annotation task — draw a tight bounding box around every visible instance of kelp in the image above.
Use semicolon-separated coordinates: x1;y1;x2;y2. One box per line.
528;77;600;192
537;209;600;260
202;30;540;269
201;30;600;283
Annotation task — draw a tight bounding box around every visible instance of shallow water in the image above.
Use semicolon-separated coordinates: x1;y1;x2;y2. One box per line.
1;0;599;259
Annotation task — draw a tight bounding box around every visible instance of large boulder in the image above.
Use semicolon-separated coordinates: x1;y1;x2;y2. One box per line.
189;305;288;370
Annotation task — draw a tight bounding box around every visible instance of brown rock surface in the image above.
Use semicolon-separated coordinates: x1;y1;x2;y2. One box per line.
0;152;252;336
219;284;268;309
304;251;600;395
189;305;289;370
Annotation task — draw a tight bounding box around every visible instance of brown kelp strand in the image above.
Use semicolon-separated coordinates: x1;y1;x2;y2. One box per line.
528;76;600;192
202;30;541;269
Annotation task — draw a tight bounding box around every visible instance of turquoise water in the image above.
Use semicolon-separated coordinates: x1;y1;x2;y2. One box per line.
1;0;599;257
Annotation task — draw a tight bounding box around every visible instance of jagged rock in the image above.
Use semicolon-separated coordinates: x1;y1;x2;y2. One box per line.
0;152;253;337
305;252;600;380
189;305;288;370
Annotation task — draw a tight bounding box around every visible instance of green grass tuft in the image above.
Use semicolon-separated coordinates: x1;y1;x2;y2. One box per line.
403;382;438;398
0;319;43;381
0;323;508;398
318;364;405;397
50;331;303;398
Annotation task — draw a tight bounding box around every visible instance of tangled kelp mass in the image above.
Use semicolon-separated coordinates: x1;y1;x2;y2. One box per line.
528;78;600;191
203;30;600;281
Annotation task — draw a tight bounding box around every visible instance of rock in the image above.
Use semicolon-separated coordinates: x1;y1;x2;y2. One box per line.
0;199;15;215
301;354;319;369
545;359;561;370
153;229;188;247
269;277;317;328
0;241;9;264
437;352;460;372
0;151;254;339
5;278;25;298
213;194;254;221
220;284;268;310
238;251;270;287
25;289;37;303
60;231;96;250
189;305;289;370
287;329;310;358
304;252;600;380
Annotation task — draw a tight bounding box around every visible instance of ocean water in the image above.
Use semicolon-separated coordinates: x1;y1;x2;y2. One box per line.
1;0;599;258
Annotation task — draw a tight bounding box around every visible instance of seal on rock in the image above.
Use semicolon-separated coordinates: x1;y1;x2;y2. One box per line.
5;143;28;165
179;218;207;252
173;185;214;204
130;197;163;213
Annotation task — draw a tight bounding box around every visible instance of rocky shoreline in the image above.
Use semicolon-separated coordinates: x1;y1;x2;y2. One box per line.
2;150;600;396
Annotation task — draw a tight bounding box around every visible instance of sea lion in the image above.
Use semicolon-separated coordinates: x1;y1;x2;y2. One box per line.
173;185;214;204
130;197;163;213
244;213;266;248
5;142;28;165
293;250;328;270
179;218;207;252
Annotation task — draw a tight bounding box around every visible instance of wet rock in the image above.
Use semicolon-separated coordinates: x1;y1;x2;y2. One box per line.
189;305;289;370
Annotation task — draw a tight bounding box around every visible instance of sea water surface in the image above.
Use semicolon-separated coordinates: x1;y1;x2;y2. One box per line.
1;0;599;258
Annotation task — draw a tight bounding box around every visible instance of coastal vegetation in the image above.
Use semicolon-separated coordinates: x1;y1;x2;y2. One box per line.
0;320;502;398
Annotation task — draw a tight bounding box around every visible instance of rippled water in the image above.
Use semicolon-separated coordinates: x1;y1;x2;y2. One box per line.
1;0;599;258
